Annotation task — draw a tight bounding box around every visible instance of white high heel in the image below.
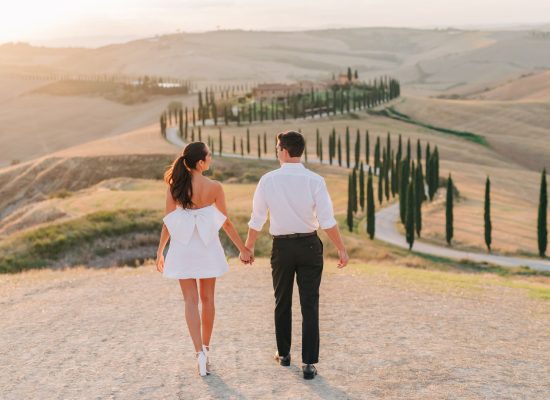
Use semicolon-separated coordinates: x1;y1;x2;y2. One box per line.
202;344;211;373
196;350;208;376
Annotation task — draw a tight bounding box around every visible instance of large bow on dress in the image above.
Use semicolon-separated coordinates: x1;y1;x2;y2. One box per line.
163;205;227;246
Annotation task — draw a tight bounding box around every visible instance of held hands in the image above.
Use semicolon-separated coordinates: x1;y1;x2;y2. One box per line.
239;246;255;265
337;248;349;269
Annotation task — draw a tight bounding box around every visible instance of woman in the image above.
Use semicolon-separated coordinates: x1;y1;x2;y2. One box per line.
155;141;252;377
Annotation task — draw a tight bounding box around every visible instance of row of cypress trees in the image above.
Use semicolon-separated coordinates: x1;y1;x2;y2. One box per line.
345;133;440;249
163;120;548;258
174;76;401;127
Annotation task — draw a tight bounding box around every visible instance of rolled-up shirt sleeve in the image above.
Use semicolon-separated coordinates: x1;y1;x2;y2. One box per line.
314;178;337;229
248;178;269;231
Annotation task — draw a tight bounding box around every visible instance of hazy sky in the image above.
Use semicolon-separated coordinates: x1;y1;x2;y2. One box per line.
1;0;549;46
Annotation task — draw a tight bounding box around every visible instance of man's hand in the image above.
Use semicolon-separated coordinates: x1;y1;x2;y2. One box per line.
337;248;349;269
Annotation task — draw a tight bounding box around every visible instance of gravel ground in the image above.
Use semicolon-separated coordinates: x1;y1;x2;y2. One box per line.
1;259;549;399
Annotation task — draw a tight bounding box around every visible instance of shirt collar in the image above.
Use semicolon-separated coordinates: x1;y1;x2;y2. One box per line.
280;162;305;169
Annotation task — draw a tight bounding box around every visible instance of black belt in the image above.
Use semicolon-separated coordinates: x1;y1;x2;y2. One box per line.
272;231;317;239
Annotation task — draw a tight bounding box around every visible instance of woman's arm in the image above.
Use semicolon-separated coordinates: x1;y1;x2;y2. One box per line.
156;187;177;270
214;182;251;261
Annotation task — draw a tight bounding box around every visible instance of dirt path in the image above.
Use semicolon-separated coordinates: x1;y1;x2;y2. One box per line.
1;259;548;399
375;203;550;272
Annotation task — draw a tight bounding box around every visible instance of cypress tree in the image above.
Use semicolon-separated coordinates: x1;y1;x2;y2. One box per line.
538;168;548;257
399;159;410;224
240;137;244;157
374;137;380;173
337;136;342;167
198;126;202;142
178;111;183;138
428;154;437;201
352;167;358;212
233;136;236;154
446;174;454;246
328;134;333;165
405;179;415;250
415;161;423;237
316;129;320;157
378;158;384;205
246;128;251;154
355;129;360;168
345;126;351;168
406;138;411;161
426;142;431;169
366;168;375;239
416;139;422;164
390;150;396;197
484;176;492;252
397;134;402;163
218;128;223;156
365;130;370;166
304;139;308;162
257;135;261;159
263;132;267;154
384;152;390;201
319;137;324;163
386;132;391;164
347;174;353;232
359;162;365;211
184;108;189;139
191;128;195;142
433;146;440;195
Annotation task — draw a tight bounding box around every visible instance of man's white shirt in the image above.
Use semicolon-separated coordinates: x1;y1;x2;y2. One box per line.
248;162;337;235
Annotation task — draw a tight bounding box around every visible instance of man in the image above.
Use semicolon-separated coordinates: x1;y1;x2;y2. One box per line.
244;130;349;380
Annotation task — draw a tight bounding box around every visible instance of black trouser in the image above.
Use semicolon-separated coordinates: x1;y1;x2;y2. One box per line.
271;233;324;364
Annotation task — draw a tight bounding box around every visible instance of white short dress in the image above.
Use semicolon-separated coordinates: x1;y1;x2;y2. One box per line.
162;204;230;279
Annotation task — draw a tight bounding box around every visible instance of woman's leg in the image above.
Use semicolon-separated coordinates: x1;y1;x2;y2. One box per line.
199;278;216;346
178;279;203;352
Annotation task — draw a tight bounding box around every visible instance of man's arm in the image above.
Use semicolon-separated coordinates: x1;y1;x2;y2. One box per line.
314;178;348;268
322;225;348;268
245;178;268;263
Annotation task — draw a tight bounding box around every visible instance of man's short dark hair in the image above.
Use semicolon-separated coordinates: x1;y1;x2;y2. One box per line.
277;130;305;157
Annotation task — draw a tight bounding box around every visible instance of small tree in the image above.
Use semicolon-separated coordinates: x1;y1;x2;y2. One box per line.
347;174;353;232
538;168;548;257
365;130;370;166
232;136;236;154
354;129;360;168
405;179;415;250
446;174;454;246
345;126;351;168
359;162;365;211
352;167;358;212
337;136;342;167
484;176;492;252
246;128;251;154
366;167;375;239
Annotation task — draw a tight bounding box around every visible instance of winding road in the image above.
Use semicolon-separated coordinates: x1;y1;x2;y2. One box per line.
166;127;550;272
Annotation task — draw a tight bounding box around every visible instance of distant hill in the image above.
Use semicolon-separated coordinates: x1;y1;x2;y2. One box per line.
469;70;550;101
2;28;550;96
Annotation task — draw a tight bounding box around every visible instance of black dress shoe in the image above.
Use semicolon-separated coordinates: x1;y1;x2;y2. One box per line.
302;364;317;380
274;351;291;366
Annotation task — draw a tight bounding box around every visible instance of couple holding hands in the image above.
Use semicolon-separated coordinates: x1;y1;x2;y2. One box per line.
156;130;348;379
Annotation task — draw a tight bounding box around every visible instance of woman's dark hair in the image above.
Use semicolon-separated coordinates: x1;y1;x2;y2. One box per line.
277;130;305;157
163;142;208;208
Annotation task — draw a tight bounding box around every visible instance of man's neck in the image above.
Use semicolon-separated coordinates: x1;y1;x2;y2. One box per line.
281;157;301;164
